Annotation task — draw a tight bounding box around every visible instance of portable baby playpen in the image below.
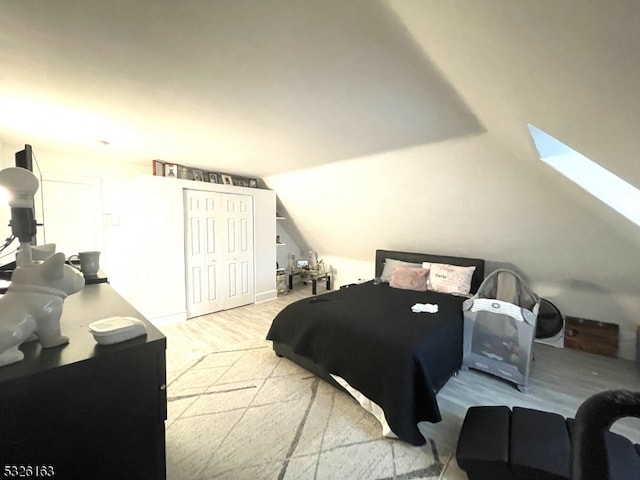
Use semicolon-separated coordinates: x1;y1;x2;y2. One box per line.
462;269;540;392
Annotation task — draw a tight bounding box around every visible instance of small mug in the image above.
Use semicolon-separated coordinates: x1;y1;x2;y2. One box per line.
69;251;100;276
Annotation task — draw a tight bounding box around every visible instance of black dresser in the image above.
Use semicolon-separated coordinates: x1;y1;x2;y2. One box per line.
0;283;167;480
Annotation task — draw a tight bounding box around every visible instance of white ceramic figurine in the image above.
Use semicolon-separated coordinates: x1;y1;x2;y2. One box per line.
0;252;85;367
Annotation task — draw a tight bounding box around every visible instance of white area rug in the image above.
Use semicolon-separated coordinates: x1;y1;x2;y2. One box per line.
165;344;464;479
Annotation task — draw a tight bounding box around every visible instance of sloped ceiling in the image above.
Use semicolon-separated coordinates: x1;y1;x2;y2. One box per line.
265;0;640;335
386;0;640;187
0;0;482;175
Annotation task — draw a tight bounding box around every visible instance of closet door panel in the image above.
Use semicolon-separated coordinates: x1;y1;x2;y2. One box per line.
184;190;224;318
221;193;254;310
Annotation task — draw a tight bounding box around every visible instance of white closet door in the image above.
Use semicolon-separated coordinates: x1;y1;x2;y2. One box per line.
221;193;254;310
184;189;224;318
184;190;254;318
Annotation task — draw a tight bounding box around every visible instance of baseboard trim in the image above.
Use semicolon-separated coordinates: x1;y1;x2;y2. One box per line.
255;290;277;303
150;311;187;327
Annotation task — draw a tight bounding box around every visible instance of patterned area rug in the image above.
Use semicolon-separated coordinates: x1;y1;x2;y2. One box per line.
165;344;463;480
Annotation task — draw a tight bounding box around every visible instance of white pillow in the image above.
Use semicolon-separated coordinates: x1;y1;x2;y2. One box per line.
427;263;476;296
379;258;421;282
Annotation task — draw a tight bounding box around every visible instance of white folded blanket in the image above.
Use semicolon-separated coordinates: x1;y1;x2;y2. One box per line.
411;303;439;313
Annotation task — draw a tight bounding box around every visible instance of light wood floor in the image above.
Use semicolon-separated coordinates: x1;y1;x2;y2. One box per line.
161;287;313;373
160;285;640;443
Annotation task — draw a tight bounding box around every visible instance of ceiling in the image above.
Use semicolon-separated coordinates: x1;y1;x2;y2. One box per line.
0;0;482;176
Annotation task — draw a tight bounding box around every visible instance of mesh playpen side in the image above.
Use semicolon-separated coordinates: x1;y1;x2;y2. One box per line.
462;270;540;392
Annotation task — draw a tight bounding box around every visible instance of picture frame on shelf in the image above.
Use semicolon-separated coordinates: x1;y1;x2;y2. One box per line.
208;172;219;183
177;165;190;179
233;177;249;187
221;174;233;185
164;163;178;178
152;160;165;176
248;178;258;188
193;169;204;182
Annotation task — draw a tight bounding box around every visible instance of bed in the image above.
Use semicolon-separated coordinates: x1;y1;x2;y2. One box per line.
266;249;485;446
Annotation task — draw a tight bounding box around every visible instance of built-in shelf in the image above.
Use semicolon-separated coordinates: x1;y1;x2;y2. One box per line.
276;213;285;245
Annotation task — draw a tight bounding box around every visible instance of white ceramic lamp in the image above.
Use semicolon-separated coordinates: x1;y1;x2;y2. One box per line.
0;167;85;367
0;167;39;208
0;167;39;265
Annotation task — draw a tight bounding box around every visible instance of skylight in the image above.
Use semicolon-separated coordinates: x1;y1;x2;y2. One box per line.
527;124;640;227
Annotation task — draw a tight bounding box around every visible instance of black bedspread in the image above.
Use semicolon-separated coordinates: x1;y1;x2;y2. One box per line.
266;281;467;445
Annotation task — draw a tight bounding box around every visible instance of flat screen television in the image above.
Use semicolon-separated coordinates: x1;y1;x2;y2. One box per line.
15;144;33;171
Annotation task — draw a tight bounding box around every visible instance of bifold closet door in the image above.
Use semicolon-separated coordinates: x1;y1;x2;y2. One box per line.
184;190;254;318
220;193;254;310
184;189;224;318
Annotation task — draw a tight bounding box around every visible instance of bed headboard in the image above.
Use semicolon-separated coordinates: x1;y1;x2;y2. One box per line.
375;249;485;293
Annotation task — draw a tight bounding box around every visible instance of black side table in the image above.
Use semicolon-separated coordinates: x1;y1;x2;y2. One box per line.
288;270;331;295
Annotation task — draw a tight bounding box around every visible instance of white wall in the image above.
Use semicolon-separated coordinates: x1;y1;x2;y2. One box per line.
0;142;277;325
264;0;640;361
266;132;640;360
252;185;278;303
112;174;277;324
0;143;147;279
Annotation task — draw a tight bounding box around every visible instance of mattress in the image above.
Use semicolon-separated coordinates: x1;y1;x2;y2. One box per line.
266;280;468;445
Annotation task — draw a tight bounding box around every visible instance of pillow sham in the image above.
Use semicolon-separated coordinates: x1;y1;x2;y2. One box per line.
427;263;476;296
389;266;429;291
379;258;421;282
